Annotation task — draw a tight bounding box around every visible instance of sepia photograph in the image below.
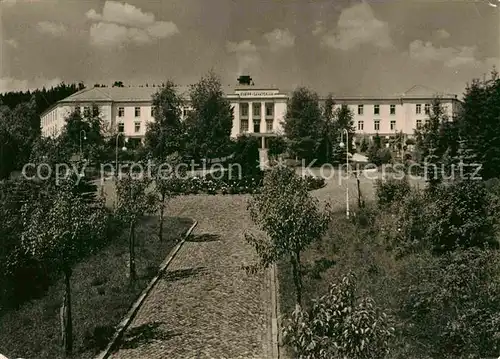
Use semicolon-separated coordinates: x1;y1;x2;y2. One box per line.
0;0;499;358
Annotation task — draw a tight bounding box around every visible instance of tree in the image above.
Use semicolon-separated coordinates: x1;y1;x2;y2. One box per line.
232;135;260;176
20;175;107;356
115;174;156;282
267;135;287;160
282;273;394;359
58;105;105;163
246;166;331;306
456;69;500;180
283;87;323;162
331;104;356;165
321;95;336;163
415;98;454;169
144;81;184;161
155;153;185;241
184;71;233;161
359;136;369;153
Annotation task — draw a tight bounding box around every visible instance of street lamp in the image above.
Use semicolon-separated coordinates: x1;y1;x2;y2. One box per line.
115;134;128;177
339;128;350;218
79;130;87;161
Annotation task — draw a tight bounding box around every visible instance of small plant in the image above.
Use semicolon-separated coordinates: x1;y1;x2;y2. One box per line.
282;273;395;359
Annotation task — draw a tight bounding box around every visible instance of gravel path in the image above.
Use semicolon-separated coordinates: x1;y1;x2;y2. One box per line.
109;195;274;359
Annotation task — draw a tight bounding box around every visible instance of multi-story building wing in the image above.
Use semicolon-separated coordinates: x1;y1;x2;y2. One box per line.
40;83;461;149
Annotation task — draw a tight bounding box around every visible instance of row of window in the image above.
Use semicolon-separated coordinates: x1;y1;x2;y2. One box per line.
356;103;431;116
116;107;193;118
117;122;142;133
357;119;430;131
240;119;274;133
239;103;275;118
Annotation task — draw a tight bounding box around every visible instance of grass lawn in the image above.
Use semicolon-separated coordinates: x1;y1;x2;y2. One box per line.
0;215;194;359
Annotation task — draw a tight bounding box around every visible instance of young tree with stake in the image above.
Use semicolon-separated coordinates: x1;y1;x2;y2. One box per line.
246;166;331;307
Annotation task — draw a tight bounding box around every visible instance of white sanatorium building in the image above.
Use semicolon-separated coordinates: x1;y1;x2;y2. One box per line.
40;84;461;149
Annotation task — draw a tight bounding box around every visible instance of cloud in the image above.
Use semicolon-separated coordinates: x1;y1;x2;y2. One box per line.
435;29;451;40
0;77;62;94
86;1;179;47
0;0;17;6
5;39;18;48
226;40;261;74
320;2;393;51
36;21;67;37
263;28;295;51
408;40;483;68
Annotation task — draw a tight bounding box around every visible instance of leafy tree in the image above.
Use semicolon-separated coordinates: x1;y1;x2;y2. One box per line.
359;136;369;153
232;135;260;176
0;99;39;179
456;69;500;180
246;166;331;306
282;273;394;359
321;95;336;163
184;71;233;161
283;87;323;162
267;135;287;160
155;153;185;241
144;81;184;161
115;174;156;282
20;176;108;356
58;105;105;163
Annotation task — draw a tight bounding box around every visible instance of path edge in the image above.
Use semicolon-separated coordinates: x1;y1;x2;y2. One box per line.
270;263;281;359
94;220;198;359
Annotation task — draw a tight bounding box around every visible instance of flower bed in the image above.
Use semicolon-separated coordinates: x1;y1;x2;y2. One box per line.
169;170;324;195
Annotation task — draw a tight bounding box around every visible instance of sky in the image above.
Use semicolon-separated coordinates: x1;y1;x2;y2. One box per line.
0;0;499;96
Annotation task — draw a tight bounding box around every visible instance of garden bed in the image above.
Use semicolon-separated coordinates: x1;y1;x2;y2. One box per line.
0;216;194;359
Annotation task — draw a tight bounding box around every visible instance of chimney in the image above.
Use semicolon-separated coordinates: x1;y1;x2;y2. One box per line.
237;75;253;86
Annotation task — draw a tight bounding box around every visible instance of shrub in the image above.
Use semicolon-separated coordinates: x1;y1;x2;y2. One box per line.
303;175;325;190
424;180;498;253
282;273;395;359
397;248;500;359
232;135;260;176
375;177;411;208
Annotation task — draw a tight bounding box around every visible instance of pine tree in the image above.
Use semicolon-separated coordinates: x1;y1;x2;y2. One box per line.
455;138;480;181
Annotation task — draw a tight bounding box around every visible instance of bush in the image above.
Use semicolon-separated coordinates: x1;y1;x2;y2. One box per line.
375;177;411;208
303;175;325;190
398;248;500;359
282;273;395;359
424;180;498;253
232;135;260;176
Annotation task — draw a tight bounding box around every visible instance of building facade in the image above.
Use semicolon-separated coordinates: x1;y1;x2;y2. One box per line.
40;84;461;148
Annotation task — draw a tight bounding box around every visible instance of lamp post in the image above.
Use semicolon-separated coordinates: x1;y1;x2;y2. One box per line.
79;130;86;162
339;128;350;218
115;134;128;178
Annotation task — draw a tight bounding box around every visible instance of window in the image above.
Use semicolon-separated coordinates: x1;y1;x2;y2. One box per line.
374;104;380;115
358;121;364;131
424;103;430;114
240;103;249;118
358;105;364;115
75;106;81;114
416;119;422;129
266;120;273;132
84;106;90;114
134;122;140;133
265;103;274;117
252;103;261;118
240;119;249;132
134;107;141;117
254;122;260;133
151;107;155;117
118;122;124;133
416;104;422;114
390;120;396;130
374;119;380;131
118;107;124;117
425;119;430;125
390;104;396;115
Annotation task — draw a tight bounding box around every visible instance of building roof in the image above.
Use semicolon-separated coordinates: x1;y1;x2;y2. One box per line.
42;83;459;117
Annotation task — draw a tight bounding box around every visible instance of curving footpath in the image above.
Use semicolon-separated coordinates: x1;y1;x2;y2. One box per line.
106;195;277;359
